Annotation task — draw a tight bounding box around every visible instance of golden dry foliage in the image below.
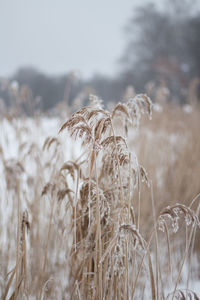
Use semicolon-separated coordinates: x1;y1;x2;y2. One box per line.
0;94;200;299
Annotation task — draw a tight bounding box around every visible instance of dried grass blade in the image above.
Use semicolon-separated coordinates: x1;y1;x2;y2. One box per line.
147;250;156;300
2;267;16;300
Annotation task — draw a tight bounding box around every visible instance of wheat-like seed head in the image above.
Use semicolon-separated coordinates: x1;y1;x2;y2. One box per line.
139;165;150;187
101;136;129;165
112;103;130;120
43;137;60;151
60;161;81;181
94;117;111;141
119;224;146;250
158;203;200;233
41;183;56;197
166;288;200;300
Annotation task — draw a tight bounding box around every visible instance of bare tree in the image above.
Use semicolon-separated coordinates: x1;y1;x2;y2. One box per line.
120;0;200;101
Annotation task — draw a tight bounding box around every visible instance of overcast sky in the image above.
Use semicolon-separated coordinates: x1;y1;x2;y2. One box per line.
0;0;145;79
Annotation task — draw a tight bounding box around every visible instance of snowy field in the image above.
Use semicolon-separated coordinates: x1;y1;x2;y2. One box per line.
0;103;199;299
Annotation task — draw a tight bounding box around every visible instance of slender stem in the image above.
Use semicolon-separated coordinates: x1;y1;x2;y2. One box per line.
15;182;21;300
172;203;200;300
137;169;141;230
94;150;102;299
74;166;80;253
110;121;125;206
39;195;55;300
151;181;159;300
171;226;195;300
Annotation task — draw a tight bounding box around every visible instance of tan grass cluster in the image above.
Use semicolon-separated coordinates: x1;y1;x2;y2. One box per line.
0;94;199;299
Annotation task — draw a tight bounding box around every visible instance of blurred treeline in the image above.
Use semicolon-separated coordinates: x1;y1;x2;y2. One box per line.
0;0;200;113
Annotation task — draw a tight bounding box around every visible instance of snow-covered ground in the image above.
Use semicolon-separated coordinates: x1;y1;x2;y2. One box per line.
0;114;199;299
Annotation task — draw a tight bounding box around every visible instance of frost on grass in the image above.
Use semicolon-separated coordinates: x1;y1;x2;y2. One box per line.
166;289;200;300
158;203;200;233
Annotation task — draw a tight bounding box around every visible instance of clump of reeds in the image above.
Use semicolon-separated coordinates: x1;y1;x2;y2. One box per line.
58;94;155;298
1;93;200;299
58;94;199;299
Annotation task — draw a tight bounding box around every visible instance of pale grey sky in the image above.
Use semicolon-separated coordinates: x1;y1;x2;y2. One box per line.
0;0;143;79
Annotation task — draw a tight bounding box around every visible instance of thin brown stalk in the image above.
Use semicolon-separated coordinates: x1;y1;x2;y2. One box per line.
39;195;56;300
